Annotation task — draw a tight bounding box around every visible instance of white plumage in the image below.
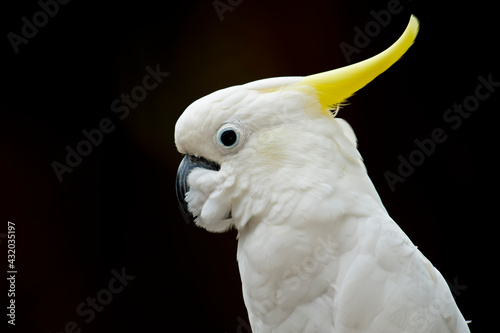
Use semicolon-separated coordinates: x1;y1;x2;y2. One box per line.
174;16;470;332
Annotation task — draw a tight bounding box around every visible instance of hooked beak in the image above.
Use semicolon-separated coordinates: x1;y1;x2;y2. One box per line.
175;155;221;222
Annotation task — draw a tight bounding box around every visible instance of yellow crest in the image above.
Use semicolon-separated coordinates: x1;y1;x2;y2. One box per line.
300;15;419;114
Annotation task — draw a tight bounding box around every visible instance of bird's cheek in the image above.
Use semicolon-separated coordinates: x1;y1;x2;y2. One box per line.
185;168;219;212
176;154;221;223
184;186;206;219
189;170;236;232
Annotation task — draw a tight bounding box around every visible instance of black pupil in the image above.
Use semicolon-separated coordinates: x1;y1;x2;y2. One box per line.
221;130;237;146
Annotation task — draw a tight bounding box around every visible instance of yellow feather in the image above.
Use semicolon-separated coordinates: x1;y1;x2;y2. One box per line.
301;15;420;114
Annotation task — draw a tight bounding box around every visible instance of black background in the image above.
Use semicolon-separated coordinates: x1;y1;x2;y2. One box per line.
2;0;496;332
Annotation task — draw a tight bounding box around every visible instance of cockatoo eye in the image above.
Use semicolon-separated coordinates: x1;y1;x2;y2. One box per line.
215;121;249;154
219;128;239;147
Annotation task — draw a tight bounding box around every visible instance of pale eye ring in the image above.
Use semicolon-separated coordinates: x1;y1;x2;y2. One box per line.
218;128;239;148
215;121;249;154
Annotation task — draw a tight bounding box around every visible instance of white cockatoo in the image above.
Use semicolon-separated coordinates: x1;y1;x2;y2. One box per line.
174;16;470;333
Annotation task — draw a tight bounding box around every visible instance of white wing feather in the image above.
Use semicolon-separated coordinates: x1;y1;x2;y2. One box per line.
239;207;469;333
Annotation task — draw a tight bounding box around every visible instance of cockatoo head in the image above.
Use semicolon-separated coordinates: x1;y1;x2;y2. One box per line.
175;16;419;233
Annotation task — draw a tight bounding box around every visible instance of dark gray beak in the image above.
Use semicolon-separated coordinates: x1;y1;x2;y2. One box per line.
176;155;221;223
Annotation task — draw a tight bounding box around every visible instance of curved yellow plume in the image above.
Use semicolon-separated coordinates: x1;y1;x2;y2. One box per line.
301;15;419;114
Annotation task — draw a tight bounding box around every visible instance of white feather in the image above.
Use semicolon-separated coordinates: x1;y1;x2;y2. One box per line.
174;74;470;332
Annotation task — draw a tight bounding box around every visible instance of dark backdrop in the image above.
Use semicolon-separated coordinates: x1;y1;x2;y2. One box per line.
2;0;496;332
